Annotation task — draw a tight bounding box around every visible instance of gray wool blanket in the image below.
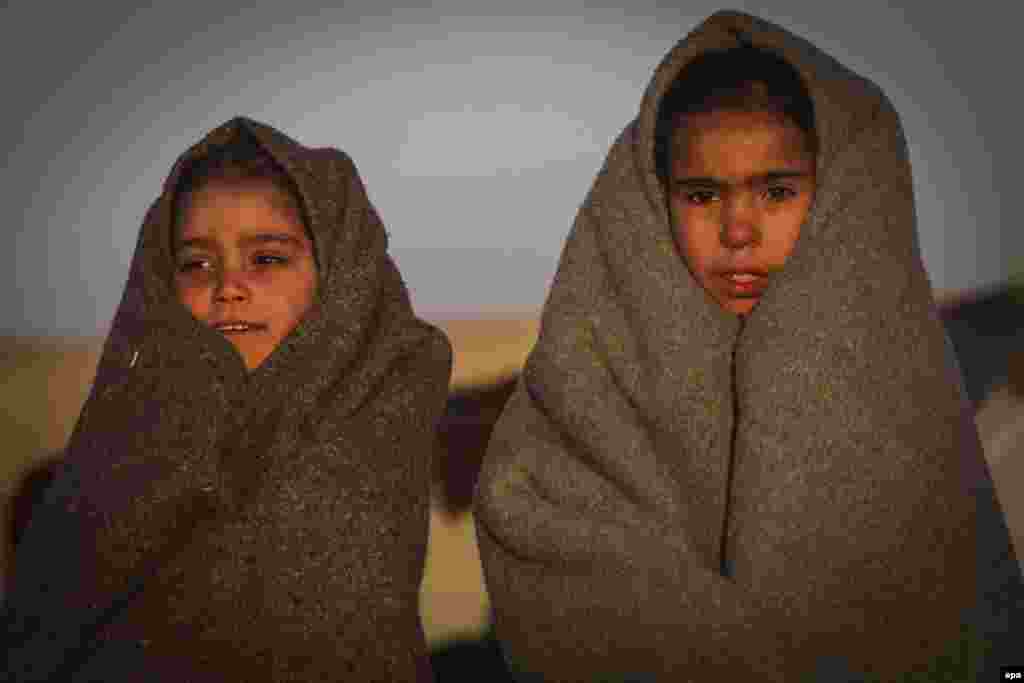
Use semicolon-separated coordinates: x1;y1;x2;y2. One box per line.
474;10;1016;682
1;118;452;682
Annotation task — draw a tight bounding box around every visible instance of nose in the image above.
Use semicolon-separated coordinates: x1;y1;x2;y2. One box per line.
214;265;250;304
720;194;760;249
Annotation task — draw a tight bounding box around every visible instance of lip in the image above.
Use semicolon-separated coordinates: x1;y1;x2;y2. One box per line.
718;271;770;297
211;320;268;334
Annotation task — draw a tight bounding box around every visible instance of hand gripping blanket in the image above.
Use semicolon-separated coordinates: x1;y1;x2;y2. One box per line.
2;118;452;682
474;11;1016;682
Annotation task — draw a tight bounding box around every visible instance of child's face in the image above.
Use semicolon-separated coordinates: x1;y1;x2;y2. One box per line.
174;178;317;370
668;108;816;315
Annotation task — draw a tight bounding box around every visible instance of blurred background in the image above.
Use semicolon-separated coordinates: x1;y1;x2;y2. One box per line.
2;0;1021;338
2;0;1022;679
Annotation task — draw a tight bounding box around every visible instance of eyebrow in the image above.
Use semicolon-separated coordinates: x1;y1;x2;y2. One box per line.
178;233;306;250
674;170;810;188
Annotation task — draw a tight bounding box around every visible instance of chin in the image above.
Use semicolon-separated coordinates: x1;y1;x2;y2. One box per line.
231;344;270;371
723;299;758;316
245;352;272;370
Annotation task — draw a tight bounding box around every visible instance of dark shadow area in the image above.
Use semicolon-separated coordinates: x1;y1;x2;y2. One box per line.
939;284;1024;406
434;378;517;518
930;284;1023;679
4;452;61;595
429;628;514;682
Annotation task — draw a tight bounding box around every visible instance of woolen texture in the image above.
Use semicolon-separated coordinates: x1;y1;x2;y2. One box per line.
1;118;452;682
474;10;1011;682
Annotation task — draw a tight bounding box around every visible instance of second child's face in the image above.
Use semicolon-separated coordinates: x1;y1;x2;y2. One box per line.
668;108;816;315
175;178;317;370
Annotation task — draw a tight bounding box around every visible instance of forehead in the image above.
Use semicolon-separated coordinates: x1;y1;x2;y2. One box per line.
671;109;814;173
177;178;306;239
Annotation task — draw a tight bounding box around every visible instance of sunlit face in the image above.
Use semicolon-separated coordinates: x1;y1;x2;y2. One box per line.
174;178;317;370
668;108;816;315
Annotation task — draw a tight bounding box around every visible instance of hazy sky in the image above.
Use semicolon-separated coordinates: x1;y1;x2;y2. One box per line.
3;1;1018;336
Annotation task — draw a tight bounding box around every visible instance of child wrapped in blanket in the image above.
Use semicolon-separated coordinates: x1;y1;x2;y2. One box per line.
474;10;1021;682
2;118;452;682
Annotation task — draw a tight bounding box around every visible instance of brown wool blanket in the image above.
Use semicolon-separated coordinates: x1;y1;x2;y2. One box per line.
474;10;1014;682
1;118;452;682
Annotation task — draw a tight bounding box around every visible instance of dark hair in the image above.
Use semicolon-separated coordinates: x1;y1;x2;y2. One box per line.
654;45;817;184
172;134;308;247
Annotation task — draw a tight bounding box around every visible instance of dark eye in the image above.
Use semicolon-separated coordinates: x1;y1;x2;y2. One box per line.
764;186;796;202
253;253;288;266
177;259;212;274
686;190;718;206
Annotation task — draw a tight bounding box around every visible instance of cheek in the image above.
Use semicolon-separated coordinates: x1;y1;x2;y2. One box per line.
291;275;317;319
671;205;717;275
265;271;318;324
175;280;210;319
